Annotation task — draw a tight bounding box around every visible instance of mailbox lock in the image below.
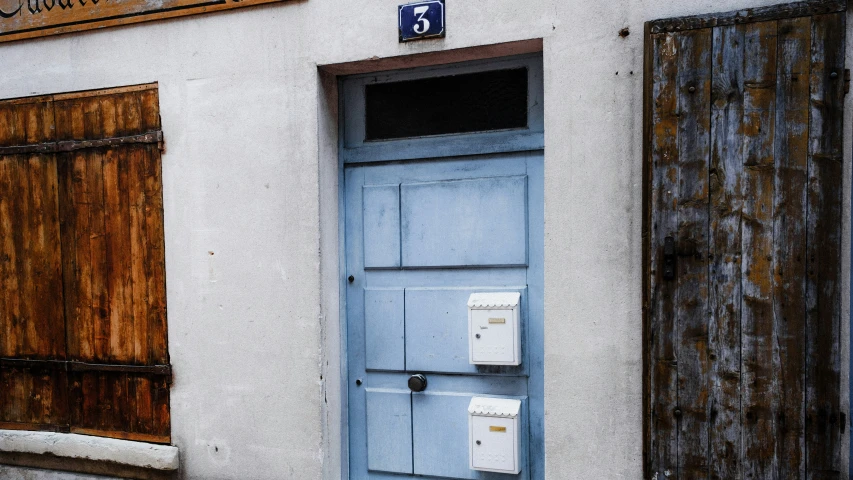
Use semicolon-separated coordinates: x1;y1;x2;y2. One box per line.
408;374;427;392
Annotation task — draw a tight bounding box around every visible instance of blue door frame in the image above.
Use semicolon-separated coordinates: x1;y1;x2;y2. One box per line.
339;55;545;479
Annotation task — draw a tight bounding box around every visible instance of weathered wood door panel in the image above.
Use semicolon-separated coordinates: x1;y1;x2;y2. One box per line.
644;4;845;478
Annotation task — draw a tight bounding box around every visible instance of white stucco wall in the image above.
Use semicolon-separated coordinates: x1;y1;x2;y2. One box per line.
0;0;850;479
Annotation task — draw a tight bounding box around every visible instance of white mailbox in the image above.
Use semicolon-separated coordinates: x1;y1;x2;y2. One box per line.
468;396;522;474
467;292;521;365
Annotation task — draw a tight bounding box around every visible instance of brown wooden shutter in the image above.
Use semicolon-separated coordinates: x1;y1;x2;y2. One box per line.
0;96;69;432
643;1;846;478
0;84;170;443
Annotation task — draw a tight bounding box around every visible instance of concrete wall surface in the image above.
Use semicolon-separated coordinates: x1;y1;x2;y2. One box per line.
0;0;850;479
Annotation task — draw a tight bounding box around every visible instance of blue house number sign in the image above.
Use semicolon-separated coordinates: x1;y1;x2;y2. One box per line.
399;0;445;42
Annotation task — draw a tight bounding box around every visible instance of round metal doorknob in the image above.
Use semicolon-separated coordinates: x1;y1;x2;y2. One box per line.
408;374;427;392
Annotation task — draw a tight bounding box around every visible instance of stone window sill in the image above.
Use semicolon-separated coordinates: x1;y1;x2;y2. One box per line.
0;429;179;472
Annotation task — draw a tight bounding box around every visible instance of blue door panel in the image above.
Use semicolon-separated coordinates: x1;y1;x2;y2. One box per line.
412;393;528;479
405;287;527;374
412;392;477;479
366;388;413;474
364;288;405;371
401;176;528;268
346;152;544;480
363;184;401;269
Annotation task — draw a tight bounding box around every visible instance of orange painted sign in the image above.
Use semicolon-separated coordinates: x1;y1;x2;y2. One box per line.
0;0;288;43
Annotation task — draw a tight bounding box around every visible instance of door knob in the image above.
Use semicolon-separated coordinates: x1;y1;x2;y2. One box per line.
408;374;427;392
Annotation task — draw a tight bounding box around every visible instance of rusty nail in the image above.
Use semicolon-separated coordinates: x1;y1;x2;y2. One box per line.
831;71;839;79
688;86;696;93
674;408;682;418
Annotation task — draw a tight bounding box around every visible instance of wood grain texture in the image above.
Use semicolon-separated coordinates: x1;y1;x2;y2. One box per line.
805;12;845;477
740;20;778;479
649;0;845;34
648;31;680;480
0;85;169;441
0;98;66;431
645;10;845;479
774;16;811;479
709;23;744;480
675;28;712;480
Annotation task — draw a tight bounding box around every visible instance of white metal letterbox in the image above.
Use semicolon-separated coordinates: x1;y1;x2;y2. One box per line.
467;292;521;365
468;396;521;474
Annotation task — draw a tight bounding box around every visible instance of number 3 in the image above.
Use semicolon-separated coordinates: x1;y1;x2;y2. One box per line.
412;5;430;34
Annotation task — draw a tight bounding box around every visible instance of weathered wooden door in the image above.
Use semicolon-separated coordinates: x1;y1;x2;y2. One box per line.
643;2;846;478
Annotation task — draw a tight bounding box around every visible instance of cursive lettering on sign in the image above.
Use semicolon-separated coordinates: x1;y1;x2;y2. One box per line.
0;0;288;43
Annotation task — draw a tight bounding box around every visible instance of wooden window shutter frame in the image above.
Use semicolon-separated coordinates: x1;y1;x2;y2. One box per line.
0;83;171;444
643;0;846;478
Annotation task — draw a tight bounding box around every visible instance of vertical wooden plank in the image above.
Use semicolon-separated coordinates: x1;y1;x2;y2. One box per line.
648;31;680;479
15;154;34;357
96;371;113;433
104;146;134;363
119;94;147;365
134;376;154;435
111;372;127;434
68;372;83;429
100;96;118;139
674;28;712;480
70;100;86;140
0;368;9;425
29;368;46;426
153;376;170;441
10;368;24;425
709;23;745;480
89;150;110;362
1;106;30;359
121;93;144;136
642;23;654;478
70;152;97;362
0;103;11;146
124;373;138;436
139;89;161;133
54;99;72;141
805;12;845;478
59;152;81;360
774;16;811;479
25;153;65;360
145;145;168;364
129;145;149;365
82;97;102;141
740;20;779;479
81;372;98;433
0;155;18;359
44;152;65;359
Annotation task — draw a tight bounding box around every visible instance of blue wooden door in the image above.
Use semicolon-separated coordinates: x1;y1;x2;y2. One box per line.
345;152;544;479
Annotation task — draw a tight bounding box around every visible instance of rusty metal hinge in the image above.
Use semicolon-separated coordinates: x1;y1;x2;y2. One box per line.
0;131;163;156
0;357;172;377
845;69;850;95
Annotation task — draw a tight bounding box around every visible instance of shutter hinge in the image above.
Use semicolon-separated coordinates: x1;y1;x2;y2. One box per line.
845;69;850;95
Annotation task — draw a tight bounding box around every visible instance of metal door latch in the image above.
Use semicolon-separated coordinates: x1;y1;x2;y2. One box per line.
663;236;676;280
